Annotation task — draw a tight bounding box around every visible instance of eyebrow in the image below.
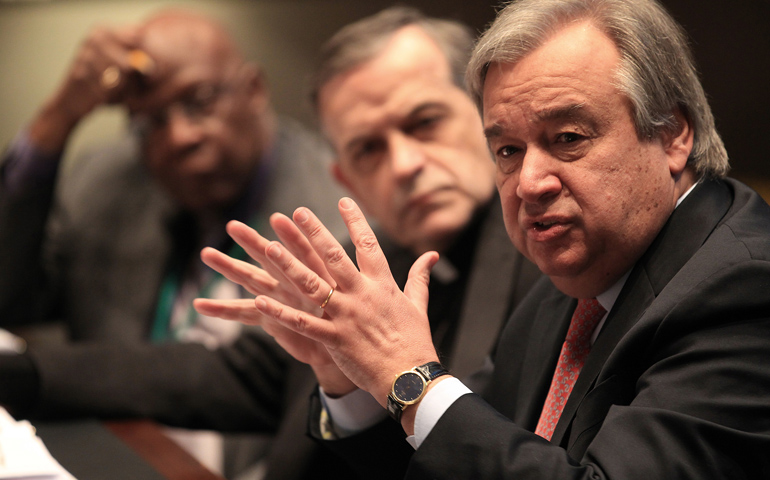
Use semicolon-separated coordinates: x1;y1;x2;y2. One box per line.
484;124;503;140
407;101;448;118
484;102;590;140
535;103;588;123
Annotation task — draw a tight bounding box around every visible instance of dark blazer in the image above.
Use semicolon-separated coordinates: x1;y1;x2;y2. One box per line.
319;179;770;479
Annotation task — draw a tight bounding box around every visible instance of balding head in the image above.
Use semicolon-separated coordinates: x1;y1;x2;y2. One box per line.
129;9;276;213
137;11;245;92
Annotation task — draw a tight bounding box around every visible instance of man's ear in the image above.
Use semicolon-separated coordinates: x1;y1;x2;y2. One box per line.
242;63;270;112
663;107;694;176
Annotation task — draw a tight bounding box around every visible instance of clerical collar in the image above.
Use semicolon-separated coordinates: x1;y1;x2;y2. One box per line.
431;195;496;285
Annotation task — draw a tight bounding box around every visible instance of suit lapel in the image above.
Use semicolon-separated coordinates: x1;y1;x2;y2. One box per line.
551;180;732;445
513;291;575;430
449;199;525;378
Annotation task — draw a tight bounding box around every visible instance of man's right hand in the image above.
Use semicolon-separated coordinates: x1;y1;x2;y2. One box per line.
28;24;149;154
193;216;358;397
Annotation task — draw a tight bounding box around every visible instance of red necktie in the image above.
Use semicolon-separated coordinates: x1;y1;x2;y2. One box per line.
535;298;606;440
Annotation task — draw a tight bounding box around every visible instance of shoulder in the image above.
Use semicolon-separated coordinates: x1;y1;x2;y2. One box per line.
718;178;770;261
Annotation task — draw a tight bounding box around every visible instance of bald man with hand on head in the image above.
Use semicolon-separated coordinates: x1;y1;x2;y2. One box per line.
0;9;345;477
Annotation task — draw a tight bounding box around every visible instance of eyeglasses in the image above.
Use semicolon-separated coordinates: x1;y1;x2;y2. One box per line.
131;83;234;134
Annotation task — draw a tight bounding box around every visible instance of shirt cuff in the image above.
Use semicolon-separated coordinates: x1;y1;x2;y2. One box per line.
407;377;471;449
319;386;386;438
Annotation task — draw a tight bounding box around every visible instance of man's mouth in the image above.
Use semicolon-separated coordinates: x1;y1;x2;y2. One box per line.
533;220;559;230
524;215;571;242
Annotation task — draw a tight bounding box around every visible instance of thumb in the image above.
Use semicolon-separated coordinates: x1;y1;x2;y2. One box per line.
403;251;439;313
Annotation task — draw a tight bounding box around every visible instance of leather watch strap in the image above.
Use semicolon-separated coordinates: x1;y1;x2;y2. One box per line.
415;361;450;382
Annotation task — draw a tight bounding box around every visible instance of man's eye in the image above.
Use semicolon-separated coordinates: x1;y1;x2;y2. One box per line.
351;140;385;173
415;116;438;128
555;132;584;143
497;145;520;158
495;145;522;174
406;116;440;135
357;140;381;157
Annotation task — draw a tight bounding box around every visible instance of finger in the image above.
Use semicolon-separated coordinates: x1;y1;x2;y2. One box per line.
263;241;337;311
87;27;139;90
201;247;278;297
291;205;361;292
336;197;392;280
226;220;272;266
255;295;336;347
270;213;335;285
226;221;294;287
193;298;264;325
403;251;440;314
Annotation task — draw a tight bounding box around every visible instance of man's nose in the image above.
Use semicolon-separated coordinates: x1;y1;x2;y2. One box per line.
515;148;562;203
162;105;205;148
389;133;426;182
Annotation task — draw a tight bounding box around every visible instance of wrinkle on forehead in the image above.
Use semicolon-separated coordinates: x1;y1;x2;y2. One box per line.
482;22;623;129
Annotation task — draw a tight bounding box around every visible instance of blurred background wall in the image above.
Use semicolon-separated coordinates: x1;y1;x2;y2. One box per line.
0;0;768;194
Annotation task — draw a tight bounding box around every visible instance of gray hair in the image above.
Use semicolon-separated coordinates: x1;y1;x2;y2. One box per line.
466;0;728;178
310;6;475;110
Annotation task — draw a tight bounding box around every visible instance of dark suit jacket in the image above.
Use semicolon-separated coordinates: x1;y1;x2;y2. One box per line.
320;178;770;479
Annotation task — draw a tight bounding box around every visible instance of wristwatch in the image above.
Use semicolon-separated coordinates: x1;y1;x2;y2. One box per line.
386;361;449;423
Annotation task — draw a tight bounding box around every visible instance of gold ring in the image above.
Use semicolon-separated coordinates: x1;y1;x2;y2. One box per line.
100;66;121;90
320;287;335;309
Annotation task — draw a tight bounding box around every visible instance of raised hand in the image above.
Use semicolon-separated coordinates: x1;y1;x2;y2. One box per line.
28;24;152;153
193;216;356;395
254;197;440;407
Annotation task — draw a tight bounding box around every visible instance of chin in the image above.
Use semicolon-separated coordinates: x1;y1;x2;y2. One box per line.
531;249;589;278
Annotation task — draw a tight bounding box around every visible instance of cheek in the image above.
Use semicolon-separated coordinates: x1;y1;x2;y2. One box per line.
499;187;524;241
460;159;496;197
441;137;495;190
345;173;393;218
142;146;167;177
496;168;519;199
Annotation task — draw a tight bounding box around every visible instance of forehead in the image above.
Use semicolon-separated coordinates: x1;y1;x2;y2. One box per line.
482;22;622;128
141;23;235;102
318;27;460;140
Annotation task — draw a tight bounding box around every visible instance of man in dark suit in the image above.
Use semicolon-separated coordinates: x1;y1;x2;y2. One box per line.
207;0;770;478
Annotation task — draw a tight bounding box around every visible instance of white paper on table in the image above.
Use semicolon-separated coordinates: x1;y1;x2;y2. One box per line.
0;407;76;480
0;329;26;354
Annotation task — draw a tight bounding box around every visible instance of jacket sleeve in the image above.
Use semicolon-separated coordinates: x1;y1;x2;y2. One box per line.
0;140;61;325
21;328;292;432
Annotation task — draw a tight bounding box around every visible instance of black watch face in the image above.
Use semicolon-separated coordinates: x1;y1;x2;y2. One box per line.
393;371;425;403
